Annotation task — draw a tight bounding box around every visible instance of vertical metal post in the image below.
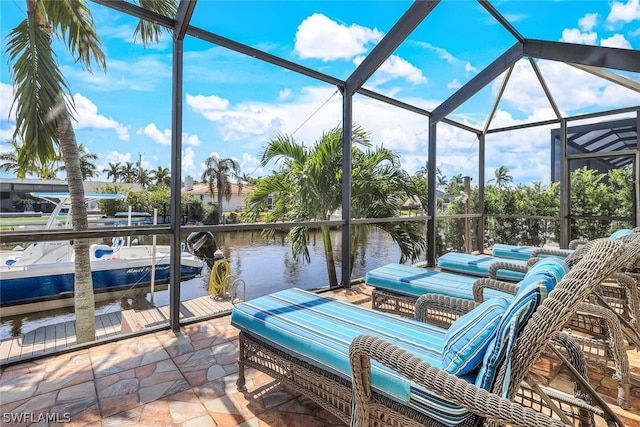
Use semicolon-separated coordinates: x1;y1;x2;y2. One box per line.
559;119;569;247
477;133;486;251
426;117;437;266
635;111;640;227
341;87;353;287
464;176;471;253
169;35;184;331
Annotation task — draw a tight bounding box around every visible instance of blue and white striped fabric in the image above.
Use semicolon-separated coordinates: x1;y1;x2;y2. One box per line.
524;257;569;288
442;298;508;375
491;244;536;260
365;263;511;300
475;274;550;390
231;288;474;425
437;252;527;281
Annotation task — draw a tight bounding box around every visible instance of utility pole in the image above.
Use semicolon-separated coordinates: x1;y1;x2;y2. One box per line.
137;152;142;184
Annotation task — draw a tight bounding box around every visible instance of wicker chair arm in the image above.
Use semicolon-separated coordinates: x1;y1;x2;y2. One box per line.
488;261;528;280
569;239;588;250
530;247;572;259
414;293;478;323
349;335;570;427
613;272;639;325
472;278;518;302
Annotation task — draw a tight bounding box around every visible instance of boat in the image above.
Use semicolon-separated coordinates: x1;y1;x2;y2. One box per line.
0;192;218;315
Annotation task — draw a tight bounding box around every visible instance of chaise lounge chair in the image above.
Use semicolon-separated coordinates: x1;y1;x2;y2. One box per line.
366;252;638;407
231;238;633;426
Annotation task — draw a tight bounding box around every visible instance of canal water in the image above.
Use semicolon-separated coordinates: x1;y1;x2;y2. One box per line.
0;228;409;339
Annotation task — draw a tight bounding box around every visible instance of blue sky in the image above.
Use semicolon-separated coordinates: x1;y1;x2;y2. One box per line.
1;0;639;185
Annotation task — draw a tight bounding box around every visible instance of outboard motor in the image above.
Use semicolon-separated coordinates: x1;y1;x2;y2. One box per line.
186;231;218;269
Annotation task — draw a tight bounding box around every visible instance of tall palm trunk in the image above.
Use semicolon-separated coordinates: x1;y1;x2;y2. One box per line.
217;183;224;224
57;112;95;342
320;225;338;287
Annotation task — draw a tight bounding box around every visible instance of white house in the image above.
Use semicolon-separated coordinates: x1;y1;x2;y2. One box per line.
182;179;253;212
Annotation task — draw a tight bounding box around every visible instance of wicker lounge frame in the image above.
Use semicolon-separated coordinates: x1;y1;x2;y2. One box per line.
371;240;640;408
235;238;636;426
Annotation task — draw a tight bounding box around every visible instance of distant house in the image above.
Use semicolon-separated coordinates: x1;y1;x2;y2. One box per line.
0;178;140;213
182;178;253;212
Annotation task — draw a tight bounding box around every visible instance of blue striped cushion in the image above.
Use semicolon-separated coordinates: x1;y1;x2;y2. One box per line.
231;288;473;425
442;298;508;375
437;252;527;281
524;257;569;289
475;274;550;390
610;229;634;239
365;264;510;300
491;244;535;260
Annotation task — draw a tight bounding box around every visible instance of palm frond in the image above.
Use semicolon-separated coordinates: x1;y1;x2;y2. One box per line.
6;15;71;164
43;0;106;72
134;0;179;47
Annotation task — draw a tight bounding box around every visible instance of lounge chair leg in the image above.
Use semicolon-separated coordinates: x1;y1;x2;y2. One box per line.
237;333;247;391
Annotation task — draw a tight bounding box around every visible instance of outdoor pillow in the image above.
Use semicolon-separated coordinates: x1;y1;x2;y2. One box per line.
441;298;509;375
475;273;550;390
524;257;569;289
610;229;634;240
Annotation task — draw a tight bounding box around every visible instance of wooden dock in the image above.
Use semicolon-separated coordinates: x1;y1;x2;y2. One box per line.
0;311;121;364
120;295;236;333
0;296;237;365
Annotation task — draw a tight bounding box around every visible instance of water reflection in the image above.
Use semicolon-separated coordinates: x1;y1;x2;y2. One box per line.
0;228;407;339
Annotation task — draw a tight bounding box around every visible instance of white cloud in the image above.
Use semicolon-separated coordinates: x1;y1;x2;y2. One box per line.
72;93;129;140
143;123;171;145
447;79;462;89
0;83;16;141
600;34;632;49
578;13;598;32
494;59;640;114
279;88;292;100
465;62;477;74
606;0;640;25
294;13;383;61
186;93;230;111
1;83;15;121
560;28;598;45
355;54;426;85
182;147;196;178
142;123;201;147
415;42;456;64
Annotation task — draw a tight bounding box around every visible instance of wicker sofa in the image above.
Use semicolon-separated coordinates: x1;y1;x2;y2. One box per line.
231;238;632;426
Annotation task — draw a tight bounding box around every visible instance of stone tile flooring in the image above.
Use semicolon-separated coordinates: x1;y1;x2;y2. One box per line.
0;284;639;426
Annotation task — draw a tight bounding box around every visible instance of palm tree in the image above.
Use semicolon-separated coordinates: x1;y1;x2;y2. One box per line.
0;140;22;176
150;166;171;187
57;144;98;180
490;165;514;188
201;156;241;223
247;126;425;287
103;161;122;183
5;0;177;343
119;161;138;183
1;138;61;178
137;168;152;188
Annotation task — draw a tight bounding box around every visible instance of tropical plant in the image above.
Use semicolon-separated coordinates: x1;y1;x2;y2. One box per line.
5;0;177;343
119;161;138;184
150;165;171;187
246;126;425;287
57;144;98;180
1;138;61;178
201;155;242;223
103;161;122;183
489;165;513;188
